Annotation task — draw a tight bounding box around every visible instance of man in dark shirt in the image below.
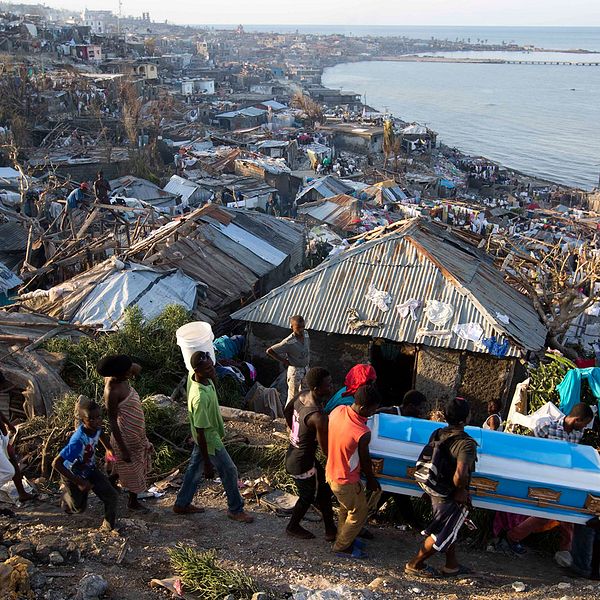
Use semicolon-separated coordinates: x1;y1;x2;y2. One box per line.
406;397;477;578
93;171;111;203
284;367;335;540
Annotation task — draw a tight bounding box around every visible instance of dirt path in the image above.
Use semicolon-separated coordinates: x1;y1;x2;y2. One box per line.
2;471;599;600
1;420;597;599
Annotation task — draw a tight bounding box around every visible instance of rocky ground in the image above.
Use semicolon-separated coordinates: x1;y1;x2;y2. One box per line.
1;418;598;600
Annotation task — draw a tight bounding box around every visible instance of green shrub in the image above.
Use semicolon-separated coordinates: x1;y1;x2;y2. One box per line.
45;305;190;400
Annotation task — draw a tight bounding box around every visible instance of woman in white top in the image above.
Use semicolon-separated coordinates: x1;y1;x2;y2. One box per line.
482;399;503;432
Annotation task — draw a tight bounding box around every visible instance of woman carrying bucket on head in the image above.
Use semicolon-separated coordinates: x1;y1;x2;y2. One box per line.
267;315;310;406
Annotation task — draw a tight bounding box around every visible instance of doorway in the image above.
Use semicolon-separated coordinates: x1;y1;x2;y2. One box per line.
369;340;416;406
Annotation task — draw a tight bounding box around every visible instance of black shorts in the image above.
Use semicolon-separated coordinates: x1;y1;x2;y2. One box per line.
421;498;468;552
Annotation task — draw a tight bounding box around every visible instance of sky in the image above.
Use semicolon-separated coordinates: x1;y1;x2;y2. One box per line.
18;0;600;26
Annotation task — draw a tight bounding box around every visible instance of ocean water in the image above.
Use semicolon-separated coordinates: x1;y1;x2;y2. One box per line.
323;60;600;189
222;25;600;52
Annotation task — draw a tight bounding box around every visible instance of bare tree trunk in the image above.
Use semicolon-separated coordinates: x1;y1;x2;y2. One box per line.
546;334;578;361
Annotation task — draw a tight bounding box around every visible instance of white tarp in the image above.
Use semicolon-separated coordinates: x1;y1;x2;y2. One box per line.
72;263;197;330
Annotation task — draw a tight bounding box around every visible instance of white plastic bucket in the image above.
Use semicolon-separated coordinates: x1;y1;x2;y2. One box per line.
176;321;215;371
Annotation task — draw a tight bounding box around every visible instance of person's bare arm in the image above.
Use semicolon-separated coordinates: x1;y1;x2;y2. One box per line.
195;428;215;479
105;384;131;462
309;412;329;456
284;400;295;429
358;432;380;492
266;346;290;368
52;456;92;492
0;411;15;435
452;460;471;504
99;432;115;458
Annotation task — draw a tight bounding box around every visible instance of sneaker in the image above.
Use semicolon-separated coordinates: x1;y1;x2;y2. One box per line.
496;535;527;556
506;538;527;556
228;511;254;524
555;550;573;568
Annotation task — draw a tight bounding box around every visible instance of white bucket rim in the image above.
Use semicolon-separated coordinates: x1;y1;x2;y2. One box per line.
176;321;214;342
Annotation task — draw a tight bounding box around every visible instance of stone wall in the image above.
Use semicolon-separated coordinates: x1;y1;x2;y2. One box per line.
246;323;371;388
415;346;516;425
414;347;462;415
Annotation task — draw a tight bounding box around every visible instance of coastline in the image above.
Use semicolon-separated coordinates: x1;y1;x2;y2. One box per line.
321;59;598;191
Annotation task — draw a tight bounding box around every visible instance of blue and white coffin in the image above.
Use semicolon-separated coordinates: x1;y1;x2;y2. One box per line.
368;414;600;524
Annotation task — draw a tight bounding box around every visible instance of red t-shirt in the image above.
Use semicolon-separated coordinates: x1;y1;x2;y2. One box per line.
326;405;370;485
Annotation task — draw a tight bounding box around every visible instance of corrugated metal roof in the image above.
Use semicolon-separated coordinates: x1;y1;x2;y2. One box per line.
231;219;547;356
212;222;286;266
298;194;358;230
110;176;177;204
0;167;21;183
163;175;203;203
0;261;22;294
260;100;287;111
217;110;239;118
0;222;28;252
240;107;267;117
199;224;273;277
296;175;355;202
124;205;305;313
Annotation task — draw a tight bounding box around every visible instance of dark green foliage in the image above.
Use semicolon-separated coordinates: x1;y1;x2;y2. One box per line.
141;396;189;474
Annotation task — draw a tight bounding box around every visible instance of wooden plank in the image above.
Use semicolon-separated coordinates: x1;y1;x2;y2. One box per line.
76;208;100;240
93;203;154;213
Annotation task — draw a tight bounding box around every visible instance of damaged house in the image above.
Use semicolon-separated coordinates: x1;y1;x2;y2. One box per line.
231;218;547;423
120;204;306;328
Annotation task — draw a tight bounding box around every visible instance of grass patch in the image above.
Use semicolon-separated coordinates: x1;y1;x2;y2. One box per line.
168;545;258;599
215;377;245;410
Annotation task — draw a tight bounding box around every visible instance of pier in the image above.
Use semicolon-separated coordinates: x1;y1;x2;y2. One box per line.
377;55;600;66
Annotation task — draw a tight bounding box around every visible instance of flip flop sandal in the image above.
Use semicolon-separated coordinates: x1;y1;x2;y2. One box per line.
442;565;473;577
404;564;439;578
353;538;366;549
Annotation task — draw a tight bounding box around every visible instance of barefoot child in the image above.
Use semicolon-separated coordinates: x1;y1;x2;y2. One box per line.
53;401;119;530
98;354;152;511
284;367;336;540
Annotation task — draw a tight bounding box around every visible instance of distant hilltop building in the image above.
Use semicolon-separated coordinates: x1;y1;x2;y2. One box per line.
83;9;117;34
82;9;151;34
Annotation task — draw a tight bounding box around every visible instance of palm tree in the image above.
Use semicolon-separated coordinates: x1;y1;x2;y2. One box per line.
383;119;394;169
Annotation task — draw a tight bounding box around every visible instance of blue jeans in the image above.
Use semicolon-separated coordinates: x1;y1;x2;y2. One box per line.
175;445;244;514
571;524;599;576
